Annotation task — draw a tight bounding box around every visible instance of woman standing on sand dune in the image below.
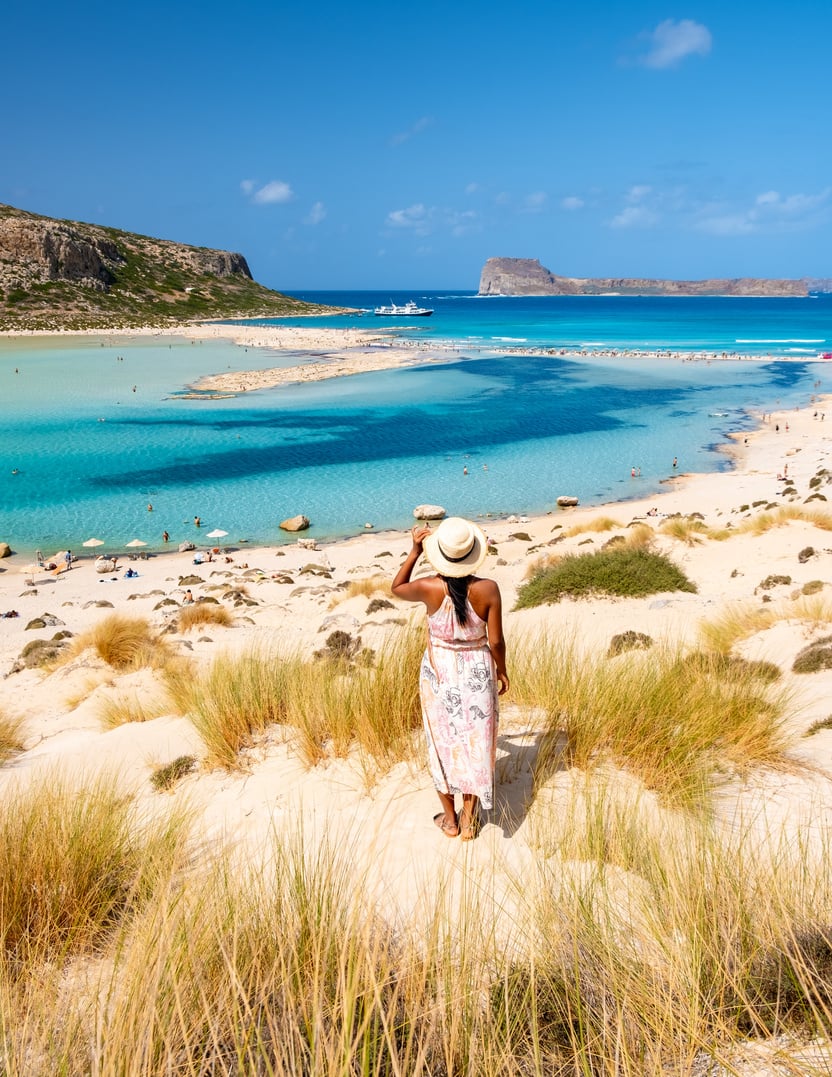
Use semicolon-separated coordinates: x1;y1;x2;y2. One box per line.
392;518;509;840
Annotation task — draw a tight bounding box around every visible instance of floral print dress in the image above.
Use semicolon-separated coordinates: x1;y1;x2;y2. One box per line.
420;593;499;810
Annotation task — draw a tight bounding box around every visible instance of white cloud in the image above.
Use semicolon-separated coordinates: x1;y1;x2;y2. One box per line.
390;116;433;146
251;180;294;205
240;179;255;195
305;201;326;225
639;19;712;69
627;184;652;202
386;203;430;230
449;209;479;237
465;182;480;195
561;196;585;211
523;191;547;213
697;213;756;236
384;203;480;239
697;186;832;235
610;205;658;229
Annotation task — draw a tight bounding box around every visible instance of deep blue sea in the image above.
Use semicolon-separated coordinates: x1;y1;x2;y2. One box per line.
1;292;831;556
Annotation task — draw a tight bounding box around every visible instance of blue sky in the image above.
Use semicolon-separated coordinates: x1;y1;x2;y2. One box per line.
2;0;830;289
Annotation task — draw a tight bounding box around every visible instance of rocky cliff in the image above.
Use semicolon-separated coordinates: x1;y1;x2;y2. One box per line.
479;257;823;298
0;203;325;330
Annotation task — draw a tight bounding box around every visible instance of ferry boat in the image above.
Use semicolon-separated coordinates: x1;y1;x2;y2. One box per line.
373;300;433;317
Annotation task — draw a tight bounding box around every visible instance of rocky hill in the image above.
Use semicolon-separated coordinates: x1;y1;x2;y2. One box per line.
0;203;329;330
479;257;827;298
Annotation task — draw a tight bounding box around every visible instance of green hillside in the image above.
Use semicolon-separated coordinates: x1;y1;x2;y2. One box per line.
0;204;337;330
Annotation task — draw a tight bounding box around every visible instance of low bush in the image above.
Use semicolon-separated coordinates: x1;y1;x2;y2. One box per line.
516;547;696;608
793;636;832;674
150;755;197;791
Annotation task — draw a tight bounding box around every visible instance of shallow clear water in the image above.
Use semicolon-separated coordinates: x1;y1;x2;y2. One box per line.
1;294;831;556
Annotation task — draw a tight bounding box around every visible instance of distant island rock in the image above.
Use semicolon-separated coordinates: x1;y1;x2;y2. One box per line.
479;257;832;299
0;203;339;331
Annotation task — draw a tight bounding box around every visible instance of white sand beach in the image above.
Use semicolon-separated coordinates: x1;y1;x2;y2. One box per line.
3;388;832;1071
2;397;832;852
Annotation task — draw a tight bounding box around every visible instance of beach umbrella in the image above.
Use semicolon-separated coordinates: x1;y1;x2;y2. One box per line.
206;529;228;539
125;538;147;548
82;537;105;548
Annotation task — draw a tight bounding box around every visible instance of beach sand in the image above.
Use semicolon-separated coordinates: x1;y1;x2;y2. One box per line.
2;370;832;1068
2;398;832;853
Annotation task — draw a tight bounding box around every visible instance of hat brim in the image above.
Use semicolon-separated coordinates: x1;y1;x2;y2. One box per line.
423;522;488;578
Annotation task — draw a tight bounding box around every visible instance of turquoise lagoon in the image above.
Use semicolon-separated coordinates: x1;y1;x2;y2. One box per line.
1;293;831;556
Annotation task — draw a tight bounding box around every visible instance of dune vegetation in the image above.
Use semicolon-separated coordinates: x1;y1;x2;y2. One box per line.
1;771;832;1074
516;545;696;608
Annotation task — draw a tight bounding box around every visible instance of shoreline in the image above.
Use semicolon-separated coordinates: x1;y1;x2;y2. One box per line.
0;391;823;573
1;320;827;399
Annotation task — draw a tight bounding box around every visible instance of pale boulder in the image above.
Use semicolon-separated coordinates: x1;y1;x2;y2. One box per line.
0;542;11;558
413;504;446;520
280;515;311;532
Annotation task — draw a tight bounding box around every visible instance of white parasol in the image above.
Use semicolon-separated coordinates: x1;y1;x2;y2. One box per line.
206;529;228;539
125;538;147;548
82;537;105;548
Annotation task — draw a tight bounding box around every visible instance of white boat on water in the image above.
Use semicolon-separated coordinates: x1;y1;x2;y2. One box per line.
374;300;433;317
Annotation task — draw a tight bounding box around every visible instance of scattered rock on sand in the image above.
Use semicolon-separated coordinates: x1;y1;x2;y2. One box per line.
557;496;579;507
0;542;11;558
178;575;203;586
297;537;318;550
413;504;445;520
280;515;311;532
12;635;70;671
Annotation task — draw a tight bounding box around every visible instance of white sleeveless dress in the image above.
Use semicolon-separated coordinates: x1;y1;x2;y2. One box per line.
420;593;498;809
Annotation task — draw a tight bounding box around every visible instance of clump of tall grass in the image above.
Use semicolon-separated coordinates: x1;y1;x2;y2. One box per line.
328;574;391;607
177;601;233;632
169;629;425;773
166;648;301;768
0;772;189;972
516;546;696;608
564;515;622;537
513;778;832;1073
67;614;171;671
0;710;24;763
512;636;791;805
98;690;173;728
659;514;710;545
93;835;451;1076
737;504;832;536
701;593;832;655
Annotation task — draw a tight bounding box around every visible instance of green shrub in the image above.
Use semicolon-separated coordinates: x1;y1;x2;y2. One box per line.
793;636;832;674
515;547;696;608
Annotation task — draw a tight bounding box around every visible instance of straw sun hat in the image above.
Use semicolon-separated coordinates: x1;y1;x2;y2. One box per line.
422;517;488;578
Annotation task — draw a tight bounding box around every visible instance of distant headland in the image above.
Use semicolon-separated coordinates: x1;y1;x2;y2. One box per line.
0;203;339;331
479;257;832;298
